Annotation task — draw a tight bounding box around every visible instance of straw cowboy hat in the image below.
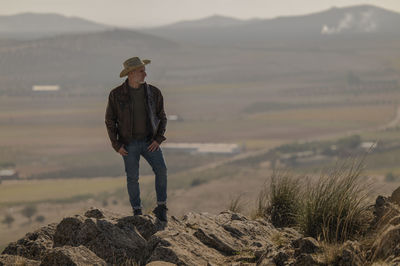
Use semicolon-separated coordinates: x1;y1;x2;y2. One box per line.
119;57;151;78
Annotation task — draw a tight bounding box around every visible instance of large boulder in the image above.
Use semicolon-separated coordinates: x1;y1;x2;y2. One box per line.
53;214;149;265
2;223;57;261
40;245;106;266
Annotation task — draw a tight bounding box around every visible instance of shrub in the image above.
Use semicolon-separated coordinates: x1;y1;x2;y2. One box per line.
266;171;302;227
228;194;243;213
385;172;397;182
190;178;206;187
2;214;15;228
253;180;269;219
254;157;372;243
298;158;372;242
21;205;38;222
253;171;301;226
35;215;45;223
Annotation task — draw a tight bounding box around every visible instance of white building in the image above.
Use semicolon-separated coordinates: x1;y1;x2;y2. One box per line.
0;169;19;180
163;143;241;155
32;85;60;92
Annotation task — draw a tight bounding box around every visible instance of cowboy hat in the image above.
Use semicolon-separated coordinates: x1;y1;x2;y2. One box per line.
119;57;151;78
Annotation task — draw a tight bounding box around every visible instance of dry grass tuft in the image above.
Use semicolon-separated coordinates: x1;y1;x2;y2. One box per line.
228;193;244;213
254;157;373;243
266;171;302;227
298;158;372;242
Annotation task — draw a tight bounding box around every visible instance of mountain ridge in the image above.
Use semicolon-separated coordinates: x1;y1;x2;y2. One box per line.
144;4;400;46
0;12;111;40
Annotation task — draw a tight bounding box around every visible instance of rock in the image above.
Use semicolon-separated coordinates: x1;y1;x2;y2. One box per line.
53;214;149;265
146;262;176;266
117;215;159;240
292;237;321;254
373;196;400;228
0;254;40;266
390;186;400;205
147;211;280;265
371;224;400;261
147;216;225;265
2;223;57;261
84;208;105;219
295;253;323;266
273;251;290;266
193;228;237;255
40;245;106;266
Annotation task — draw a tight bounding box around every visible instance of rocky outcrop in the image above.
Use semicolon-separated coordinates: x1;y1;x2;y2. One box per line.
3;192;400;265
2;208;303;265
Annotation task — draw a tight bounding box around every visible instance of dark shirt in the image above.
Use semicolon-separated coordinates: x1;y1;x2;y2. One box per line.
128;83;149;140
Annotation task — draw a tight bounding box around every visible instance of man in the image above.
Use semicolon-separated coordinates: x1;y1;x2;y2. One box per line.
105;56;168;222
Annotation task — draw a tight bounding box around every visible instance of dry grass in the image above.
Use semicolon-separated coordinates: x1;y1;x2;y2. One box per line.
252;180;269;220
228;193;244;213
299;158;373;242
266;171;302;227
254;157;373;243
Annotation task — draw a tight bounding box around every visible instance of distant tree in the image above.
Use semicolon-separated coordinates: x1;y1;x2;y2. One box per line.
337;135;362;151
35;215;45;223
347;71;361;86
20;205;37;222
2;214;15;228
287;155;298;167
385;172;397;182
102;199;108;207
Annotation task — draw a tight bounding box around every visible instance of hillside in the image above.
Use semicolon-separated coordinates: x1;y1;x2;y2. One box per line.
145;5;400;46
1;187;400;265
0;13;111;40
1;5;399;95
0;29;178;94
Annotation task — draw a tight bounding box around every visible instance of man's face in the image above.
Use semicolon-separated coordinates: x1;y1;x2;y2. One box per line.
128;66;147;84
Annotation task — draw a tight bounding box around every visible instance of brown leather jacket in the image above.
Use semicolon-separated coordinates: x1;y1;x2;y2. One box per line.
105;80;167;152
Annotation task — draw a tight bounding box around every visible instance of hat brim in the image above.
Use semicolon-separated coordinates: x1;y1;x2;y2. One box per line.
119;59;151;78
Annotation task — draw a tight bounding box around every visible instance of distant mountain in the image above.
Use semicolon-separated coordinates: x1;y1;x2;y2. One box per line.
145;5;400;46
161;15;249;29
0;29;178;94
0;13;111;39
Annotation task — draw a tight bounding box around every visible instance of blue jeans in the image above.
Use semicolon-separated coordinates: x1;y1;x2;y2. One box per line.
122;139;167;210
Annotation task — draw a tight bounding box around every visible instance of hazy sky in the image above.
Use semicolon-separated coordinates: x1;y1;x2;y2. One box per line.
2;0;400;27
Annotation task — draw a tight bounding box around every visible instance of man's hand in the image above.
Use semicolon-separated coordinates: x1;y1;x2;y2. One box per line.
148;140;160;152
118;146;128;156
